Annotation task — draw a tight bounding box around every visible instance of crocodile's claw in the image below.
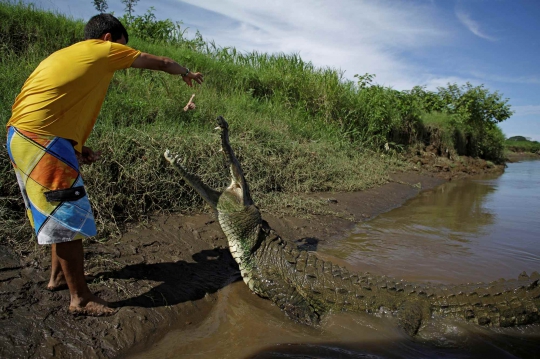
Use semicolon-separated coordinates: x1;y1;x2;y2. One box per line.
164;149;181;165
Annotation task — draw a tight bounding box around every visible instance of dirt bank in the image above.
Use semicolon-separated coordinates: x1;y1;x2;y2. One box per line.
0;160;504;359
506;151;540;162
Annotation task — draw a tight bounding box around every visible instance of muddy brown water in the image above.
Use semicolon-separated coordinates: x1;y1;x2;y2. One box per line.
128;161;540;359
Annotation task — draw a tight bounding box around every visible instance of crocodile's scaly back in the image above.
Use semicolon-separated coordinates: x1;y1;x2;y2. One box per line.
165;116;540;336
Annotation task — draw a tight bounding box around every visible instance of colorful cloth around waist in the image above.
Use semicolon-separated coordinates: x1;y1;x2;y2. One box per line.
6;127;97;244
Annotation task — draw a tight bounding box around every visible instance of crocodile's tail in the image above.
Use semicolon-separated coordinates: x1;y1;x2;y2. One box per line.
427;271;540;327
255;230;540;335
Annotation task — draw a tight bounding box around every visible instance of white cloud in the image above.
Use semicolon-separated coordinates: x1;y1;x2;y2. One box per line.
177;0;452;89
455;10;498;41
28;0;530;95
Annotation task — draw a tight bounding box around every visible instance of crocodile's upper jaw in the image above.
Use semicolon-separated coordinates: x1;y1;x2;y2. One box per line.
216;116;254;206
214;115;265;269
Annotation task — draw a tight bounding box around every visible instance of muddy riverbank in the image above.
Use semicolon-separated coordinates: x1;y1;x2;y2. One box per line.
0;161;505;359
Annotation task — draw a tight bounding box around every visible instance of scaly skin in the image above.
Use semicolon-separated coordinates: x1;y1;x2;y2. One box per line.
164;116;540;335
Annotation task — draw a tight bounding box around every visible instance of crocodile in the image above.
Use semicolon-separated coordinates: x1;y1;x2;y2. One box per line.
164;116;540;336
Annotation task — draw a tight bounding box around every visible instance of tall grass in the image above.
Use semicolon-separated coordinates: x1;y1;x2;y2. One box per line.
0;1;510;244
0;1;83;57
0;1;406;244
505;140;540;154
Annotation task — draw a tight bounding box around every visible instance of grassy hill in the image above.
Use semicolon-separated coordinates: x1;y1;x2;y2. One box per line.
0;1;512;244
505;137;540;154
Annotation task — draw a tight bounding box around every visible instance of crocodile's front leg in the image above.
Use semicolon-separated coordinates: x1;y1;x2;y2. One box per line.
259;273;321;325
164;150;221;209
251;230;322;325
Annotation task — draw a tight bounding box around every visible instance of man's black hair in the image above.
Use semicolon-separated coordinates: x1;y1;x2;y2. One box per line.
84;14;129;43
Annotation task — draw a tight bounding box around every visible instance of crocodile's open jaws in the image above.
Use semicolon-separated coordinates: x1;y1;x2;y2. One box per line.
164;116;540;336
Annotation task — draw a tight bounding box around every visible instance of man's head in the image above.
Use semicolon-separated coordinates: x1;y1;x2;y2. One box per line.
84;14;129;44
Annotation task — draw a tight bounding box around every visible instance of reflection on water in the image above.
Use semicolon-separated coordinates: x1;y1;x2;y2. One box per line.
133;160;540;358
130;281;540;359
132;280;540;359
320;160;540;284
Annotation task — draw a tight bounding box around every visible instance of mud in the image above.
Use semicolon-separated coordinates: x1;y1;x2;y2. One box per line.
0;163;504;358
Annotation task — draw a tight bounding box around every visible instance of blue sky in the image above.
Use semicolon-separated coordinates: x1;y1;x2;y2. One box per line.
25;0;540;141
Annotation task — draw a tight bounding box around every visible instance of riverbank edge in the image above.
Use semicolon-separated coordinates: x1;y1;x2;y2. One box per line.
506;151;540;162
0;166;503;359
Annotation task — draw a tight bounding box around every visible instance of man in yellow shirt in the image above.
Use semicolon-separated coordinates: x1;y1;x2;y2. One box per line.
6;14;203;316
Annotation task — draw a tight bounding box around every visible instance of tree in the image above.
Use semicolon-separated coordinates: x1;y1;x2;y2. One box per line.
436;82;513;129
435;83;514;157
507;136;528;141
92;0;108;13
353;73;375;90
129;7;179;43
122;0;139;23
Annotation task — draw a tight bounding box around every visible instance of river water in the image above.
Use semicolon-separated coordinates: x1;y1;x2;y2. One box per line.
321;159;540;285
133;160;540;359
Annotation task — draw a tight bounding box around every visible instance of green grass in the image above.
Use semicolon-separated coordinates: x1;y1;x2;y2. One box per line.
0;1;507;245
505;140;540;154
0;1;405;244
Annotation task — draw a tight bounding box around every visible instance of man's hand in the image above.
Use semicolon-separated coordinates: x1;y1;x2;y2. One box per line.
131;53;204;87
77;146;102;165
182;72;204;87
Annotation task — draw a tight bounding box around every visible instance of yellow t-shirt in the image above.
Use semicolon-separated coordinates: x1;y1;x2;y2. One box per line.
7;40;141;152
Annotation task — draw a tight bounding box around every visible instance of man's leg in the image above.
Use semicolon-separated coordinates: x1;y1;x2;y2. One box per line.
47;244;95;290
47;244;64;290
55;239;115;315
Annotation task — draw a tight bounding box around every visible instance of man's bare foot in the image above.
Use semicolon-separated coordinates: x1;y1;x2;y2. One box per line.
69;293;117;317
47;272;96;291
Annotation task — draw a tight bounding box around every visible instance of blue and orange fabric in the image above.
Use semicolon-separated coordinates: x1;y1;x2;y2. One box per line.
6;126;97;244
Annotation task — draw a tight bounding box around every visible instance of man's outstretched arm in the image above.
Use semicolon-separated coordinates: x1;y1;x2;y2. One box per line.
131;53;204;87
